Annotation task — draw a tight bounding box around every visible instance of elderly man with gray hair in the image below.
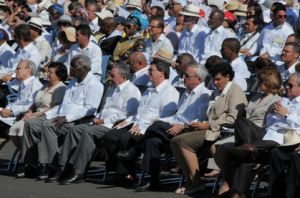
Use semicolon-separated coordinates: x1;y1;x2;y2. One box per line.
20;55;104;178
0;60;42;138
136;64;212;191
57;62;142;184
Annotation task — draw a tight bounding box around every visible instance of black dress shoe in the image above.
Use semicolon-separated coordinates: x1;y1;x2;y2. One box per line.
45;168;61;183
117;148;138;161
59;170;83;185
136;181;161;192
16;165;39;178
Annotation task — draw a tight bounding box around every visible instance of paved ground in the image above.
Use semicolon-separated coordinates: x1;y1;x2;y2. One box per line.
0;141;213;198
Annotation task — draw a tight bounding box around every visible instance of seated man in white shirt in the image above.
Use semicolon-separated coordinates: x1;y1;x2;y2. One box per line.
101;60;179;183
239;15;261;57
278;42;300;81
221;38;251;80
66;24;102;80
201;10;237;64
145;16;174;60
178;4;209;63
258;3;294;62
0;60;42;138
0;29;15;74
136;64;211;192
2;24;42;82
21;55;104;178
56;62;141;184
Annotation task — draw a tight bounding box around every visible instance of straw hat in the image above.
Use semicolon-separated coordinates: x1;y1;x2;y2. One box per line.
28;17;43;31
225;1;240;11
207;0;224;10
180;4;202;18
95;10;113;20
280;131;300;147
62;27;76;42
234;4;247;17
153;48;174;64
125;0;142;11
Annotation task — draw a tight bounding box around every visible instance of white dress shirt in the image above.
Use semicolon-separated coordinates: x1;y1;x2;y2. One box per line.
8;42;42;74
1;76;42;125
0;42;15;73
201;26;237;64
178;24;209;63
231;56;251;79
97;80;141;129
126;80;179;134
278;61;298;81
239;32;260;56
33;35;52;66
67;41;102;76
263;96;300;144
161;82;211;124
145;34;174;58
131;66;150;86
89;17;100;33
258;22;294;60
45;71;104;122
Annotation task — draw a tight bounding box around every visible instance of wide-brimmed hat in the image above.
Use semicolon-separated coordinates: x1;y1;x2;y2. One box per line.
125;0;142;11
225;1;240;11
234;4;247;17
280;131;300;147
180;4;202;18
28;17;43;31
61;27;76;42
95;10;113;20
153;48;174;64
207;0;224;10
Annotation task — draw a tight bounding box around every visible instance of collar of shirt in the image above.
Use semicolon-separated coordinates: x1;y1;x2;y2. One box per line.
116;80;130;92
291;95;300;103
0;42;8;52
35;35;45;43
152;33;165;43
151;79;168;93
79;40;93;51
220;81;233;96
21;42;34;53
21;76;35;87
105;29;123;40
214;25;224;34
188;82;206;96
75;71;93;86
286;61;298;74
231;56;242;67
133;65;149;78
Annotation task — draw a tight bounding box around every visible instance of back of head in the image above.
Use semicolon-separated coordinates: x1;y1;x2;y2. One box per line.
14;24;33;42
71;54;91;72
208;61;234;81
151;59;170;79
223;38;241;53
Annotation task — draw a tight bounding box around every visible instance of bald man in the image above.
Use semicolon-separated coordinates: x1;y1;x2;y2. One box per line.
129;51;149;86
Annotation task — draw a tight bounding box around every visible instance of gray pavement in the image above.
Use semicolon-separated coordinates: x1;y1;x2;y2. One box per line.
0;141;213;198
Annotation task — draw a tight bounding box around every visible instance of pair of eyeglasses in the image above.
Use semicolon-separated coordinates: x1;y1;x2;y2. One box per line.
284;82;296;89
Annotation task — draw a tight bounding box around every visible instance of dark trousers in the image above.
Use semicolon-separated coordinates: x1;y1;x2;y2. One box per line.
216;140;279;195
270;146;300;198
101;123;143;175
0;120;10;138
141;121;173;181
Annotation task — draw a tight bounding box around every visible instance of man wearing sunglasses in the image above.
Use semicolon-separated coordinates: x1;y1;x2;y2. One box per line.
259;3;294;62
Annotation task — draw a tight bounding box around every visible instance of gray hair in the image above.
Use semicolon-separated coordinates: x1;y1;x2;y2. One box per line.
112;62;130;79
70;55;91;72
20;60;36;75
187;64;208;81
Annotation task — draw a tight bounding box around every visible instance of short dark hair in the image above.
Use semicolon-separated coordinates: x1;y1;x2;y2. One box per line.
208;61;235;81
205;55;224;70
288;33;300;43
48;62;68;82
76;24;92;38
285;42;300;54
223;38;241;53
14;24;33;42
151;6;165;19
176;53;195;66
246;15;261;26
151;60;170;79
273;3;286;15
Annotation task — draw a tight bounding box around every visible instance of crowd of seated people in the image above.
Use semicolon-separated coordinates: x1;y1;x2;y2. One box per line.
0;0;300;197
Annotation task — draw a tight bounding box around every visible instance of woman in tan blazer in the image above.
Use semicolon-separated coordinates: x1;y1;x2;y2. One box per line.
215;67;283;198
170;62;248;195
